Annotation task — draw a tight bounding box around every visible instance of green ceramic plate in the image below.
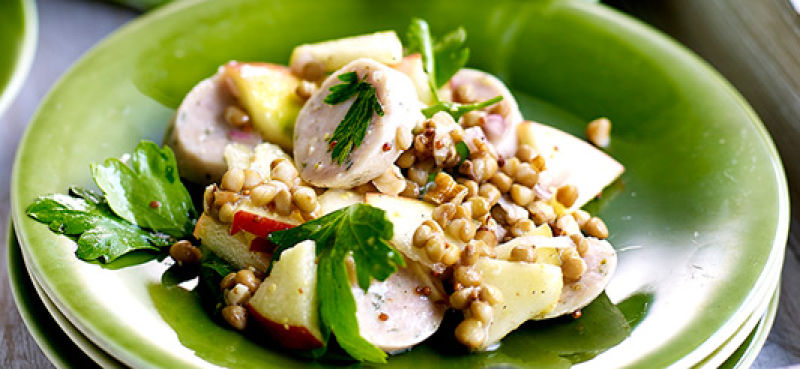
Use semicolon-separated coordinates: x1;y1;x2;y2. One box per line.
693;272;779;368
10;0;789;368
7;224;109;369
7;219;779;369
10;215;783;369
0;0;36;117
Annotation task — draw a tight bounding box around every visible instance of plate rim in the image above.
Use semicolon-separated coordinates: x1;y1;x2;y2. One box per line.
0;0;37;118
9;0;792;368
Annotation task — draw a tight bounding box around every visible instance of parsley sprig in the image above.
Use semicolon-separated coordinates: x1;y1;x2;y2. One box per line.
406;18;504;120
268;204;403;363
324;72;385;165
26;141;196;263
26;187;173;263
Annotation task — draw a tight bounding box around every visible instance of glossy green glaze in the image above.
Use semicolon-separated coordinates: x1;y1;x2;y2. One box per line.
7;225;104;369
0;0;36;116
10;0;789;368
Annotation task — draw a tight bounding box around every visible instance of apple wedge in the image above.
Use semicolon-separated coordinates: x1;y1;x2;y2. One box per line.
518;121;624;210
494;235;619;320
246;240;324;349
474;258;563;350
364;193;468;273
289;31;402;76
224;62;304;150
494;235;567;266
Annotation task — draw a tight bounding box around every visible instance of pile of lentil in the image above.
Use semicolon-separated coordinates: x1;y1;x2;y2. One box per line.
192;78;612;349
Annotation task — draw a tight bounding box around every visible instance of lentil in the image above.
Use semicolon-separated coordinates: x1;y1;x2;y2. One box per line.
224;105;251;128
222;305;248;331
169;240;202;266
477;286;500;307
583;217;609;239
489;172;513;193
586;117;611;148
234;269;260;292
571;210;591;228
220;272;237;290
516;144;537;163
556;185;579;208
441;243;462;266
455;266;482;287
514;163;539;187
250;184;278;206
242;169;263;190
455;319;485;349
510;184;534;207
225;283;251;306
271;159;299;186
461;110;486;128
528;200;556;226
510;219;535;237
510;245;536;263
396;150;416;168
449;287;478;309
221;168;245;192
470;301;493;324
561;247;587;280
274;189;293;215
218;202;236;223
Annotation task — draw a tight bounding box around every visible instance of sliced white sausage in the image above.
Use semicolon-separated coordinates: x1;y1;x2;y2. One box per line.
449;69;523;158
540;237;617;319
293;58;424;188
165;69;261;184
353;260;446;353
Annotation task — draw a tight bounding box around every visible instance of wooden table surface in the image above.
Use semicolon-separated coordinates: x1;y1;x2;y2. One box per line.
1;1;798;368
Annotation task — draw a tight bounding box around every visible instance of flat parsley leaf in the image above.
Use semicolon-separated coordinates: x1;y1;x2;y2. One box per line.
268;204;403;363
26;187;172;263
406;19;503;121
91;141;196;237
324;72;385;165
406;18;469;96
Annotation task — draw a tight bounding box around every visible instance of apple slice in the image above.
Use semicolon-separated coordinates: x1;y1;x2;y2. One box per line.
289;31;402;76
517;121;624;210
364;193;467;273
494;235;567;266
317;189;363;215
246;240;324;349
224;62;304;150
474;258;563;350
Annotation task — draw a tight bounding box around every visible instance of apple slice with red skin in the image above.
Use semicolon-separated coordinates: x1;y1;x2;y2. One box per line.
230;211;295;253
246;240;324;350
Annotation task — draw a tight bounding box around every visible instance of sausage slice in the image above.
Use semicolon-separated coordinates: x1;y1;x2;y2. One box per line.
293;58;424;188
165;69;261;184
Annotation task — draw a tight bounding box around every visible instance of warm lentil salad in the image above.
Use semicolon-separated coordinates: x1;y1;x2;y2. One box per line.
26;19;624;364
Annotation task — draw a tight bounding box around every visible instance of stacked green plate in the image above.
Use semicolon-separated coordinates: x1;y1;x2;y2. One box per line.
0;0;36;117
9;0;789;368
